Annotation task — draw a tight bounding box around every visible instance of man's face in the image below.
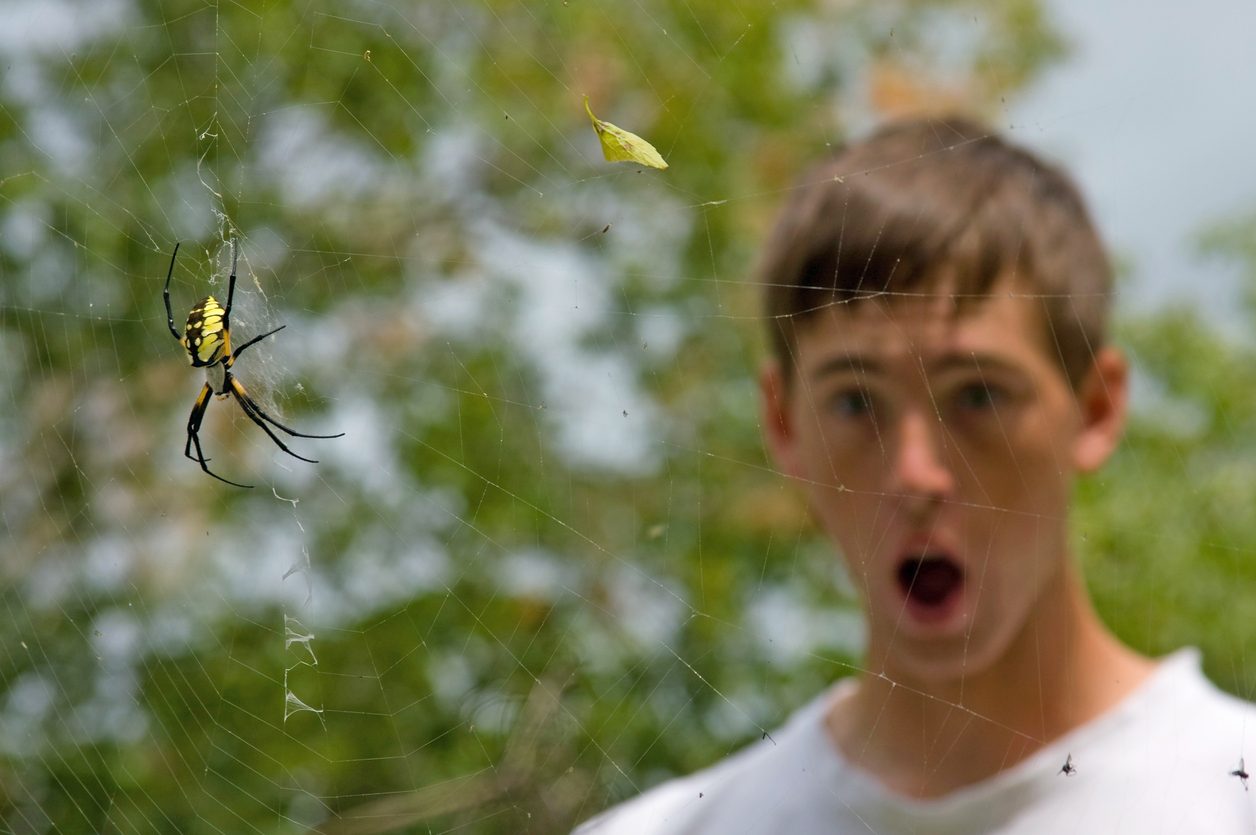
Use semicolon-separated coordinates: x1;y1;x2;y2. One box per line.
762;291;1126;684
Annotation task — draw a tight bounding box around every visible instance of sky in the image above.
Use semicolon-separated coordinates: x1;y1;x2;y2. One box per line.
1010;0;1256;329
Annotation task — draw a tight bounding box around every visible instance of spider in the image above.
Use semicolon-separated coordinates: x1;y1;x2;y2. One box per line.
1058;753;1076;776
163;240;343;488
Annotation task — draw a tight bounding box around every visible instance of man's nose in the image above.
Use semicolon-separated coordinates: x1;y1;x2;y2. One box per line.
889;411;955;499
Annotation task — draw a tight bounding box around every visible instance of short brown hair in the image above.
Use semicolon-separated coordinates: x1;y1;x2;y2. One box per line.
759;116;1113;389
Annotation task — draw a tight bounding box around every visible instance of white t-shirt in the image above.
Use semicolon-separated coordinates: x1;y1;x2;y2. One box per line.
576;650;1256;833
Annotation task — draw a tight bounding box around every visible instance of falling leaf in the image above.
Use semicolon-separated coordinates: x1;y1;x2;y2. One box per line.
584;96;668;170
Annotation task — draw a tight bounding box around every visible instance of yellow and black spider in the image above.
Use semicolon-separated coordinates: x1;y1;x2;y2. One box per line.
163;240;343;488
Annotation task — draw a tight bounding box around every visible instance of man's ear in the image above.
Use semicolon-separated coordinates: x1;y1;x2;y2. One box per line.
761;360;805;480
1072;346;1129;473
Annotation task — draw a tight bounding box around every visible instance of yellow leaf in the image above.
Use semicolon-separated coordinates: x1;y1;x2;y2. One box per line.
584;96;668;170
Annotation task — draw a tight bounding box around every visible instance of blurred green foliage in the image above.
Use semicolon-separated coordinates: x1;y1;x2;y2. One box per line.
1;1;1251;834
1080;215;1256;699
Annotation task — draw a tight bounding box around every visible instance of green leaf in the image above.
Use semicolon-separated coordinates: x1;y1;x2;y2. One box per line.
584;96;668;170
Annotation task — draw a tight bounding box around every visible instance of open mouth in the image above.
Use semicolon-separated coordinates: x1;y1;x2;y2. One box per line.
897;554;965;608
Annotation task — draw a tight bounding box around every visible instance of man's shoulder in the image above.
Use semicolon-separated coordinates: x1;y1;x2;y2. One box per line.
574;730;808;834
572;767;711;835
1054;648;1256;824
574;687;841;835
1132;648;1256;739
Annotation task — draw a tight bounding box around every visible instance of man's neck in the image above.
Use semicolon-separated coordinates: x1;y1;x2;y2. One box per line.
825;559;1155;799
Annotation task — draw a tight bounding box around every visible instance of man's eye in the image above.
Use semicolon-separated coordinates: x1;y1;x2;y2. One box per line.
828;389;874;418
954;382;1002;411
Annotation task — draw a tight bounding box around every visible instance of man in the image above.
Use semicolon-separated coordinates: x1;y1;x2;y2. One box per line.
577;116;1256;832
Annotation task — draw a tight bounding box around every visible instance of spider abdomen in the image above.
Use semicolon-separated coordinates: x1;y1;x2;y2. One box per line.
184;295;227;366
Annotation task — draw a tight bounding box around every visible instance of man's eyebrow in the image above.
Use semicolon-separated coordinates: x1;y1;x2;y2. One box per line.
927;352;1024;375
810;354;884;379
809;351;1024;380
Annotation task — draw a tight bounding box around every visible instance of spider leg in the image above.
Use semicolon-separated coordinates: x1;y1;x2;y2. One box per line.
224;239;238;320
228;374;345;440
185;381;254;488
226;374;322;464
228;328;344;436
227;325;286;367
163;242;182;342
222;240;239;356
183;381;212;462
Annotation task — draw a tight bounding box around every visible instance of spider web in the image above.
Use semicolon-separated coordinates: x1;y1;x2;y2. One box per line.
2;0;1256;832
